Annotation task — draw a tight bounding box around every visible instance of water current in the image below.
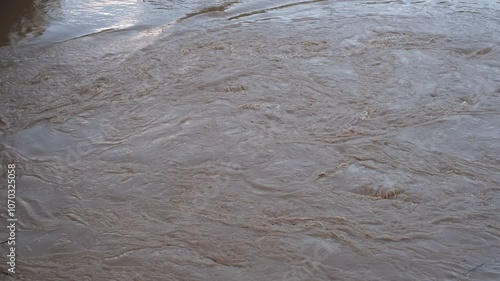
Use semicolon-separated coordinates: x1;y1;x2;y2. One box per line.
0;0;499;280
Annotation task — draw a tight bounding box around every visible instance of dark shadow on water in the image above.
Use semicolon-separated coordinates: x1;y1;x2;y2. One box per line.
0;0;59;46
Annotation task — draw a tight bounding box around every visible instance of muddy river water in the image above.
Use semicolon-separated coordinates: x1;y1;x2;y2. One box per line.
1;0;500;280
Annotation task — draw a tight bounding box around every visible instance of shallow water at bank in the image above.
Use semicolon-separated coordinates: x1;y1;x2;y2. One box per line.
1;0;500;280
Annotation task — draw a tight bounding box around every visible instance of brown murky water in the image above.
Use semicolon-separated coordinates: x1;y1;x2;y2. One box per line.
1;0;500;280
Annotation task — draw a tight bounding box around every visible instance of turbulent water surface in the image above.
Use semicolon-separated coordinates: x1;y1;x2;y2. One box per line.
1;0;500;280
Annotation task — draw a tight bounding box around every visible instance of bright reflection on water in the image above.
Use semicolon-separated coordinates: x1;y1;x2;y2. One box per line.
0;0;192;45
